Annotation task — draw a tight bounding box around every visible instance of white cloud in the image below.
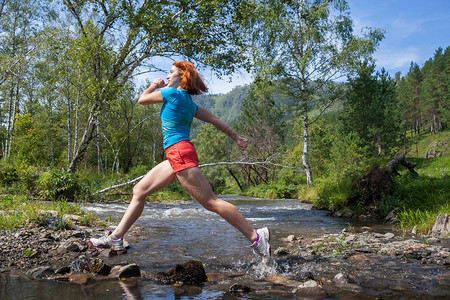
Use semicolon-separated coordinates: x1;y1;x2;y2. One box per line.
374;46;420;72
203;69;253;94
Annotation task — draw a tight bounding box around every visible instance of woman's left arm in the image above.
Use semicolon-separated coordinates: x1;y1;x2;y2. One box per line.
138;79;166;105
195;107;248;151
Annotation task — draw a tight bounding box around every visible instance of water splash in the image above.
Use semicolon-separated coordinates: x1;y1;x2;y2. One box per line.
250;257;281;278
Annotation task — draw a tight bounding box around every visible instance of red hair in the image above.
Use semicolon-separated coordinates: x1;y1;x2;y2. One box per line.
173;61;208;95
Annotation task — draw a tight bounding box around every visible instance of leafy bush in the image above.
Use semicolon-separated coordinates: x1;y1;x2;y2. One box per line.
37;169;83;201
128;164;150;179
243;181;299;199
377;157;450;231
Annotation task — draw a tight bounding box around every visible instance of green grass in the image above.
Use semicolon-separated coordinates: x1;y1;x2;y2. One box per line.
383;156;450;233
407;130;449;158
298;130;449;234
0;195;95;230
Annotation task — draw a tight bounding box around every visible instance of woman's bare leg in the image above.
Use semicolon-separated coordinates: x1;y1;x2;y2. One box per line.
112;160;177;238
176;167;258;243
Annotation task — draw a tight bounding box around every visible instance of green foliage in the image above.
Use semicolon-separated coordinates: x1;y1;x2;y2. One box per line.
397;47;449;136
0;194;93;230
192;123;230;191
378;156;450;231
36;169;84;201
341;63;402;156
243;181;299;199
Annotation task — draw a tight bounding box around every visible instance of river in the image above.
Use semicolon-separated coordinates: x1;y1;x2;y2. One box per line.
2;195;447;299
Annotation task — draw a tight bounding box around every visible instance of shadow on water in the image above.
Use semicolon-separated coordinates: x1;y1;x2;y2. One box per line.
1;195;448;299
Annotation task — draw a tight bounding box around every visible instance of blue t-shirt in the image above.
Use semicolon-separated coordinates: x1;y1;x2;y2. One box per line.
160;87;198;149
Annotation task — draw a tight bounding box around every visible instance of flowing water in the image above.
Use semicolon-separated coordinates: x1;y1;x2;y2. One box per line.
1;196;445;299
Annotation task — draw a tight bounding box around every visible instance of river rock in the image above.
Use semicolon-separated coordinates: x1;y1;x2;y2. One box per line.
385;208;399;224
54;266;71;275
69;273;91;284
294;280;327;298
117;263;141;278
384;232;395;239
70;255;89;273
291;271;314;281
152;260;207;284
280;235;297;243
266;274;299;287
206;273;228;282
88;258;111;275
432;214;450;238
348;254;369;261
27;266;55;279
37;215;71;230
229;283;252;292
333;272;355;284
274;247;290;256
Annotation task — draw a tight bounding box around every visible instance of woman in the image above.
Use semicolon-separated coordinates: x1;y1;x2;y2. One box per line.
89;61;271;261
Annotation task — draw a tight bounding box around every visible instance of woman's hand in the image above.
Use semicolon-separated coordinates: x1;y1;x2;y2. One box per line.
152;78;166;89
138;78;166;105
236;136;248;151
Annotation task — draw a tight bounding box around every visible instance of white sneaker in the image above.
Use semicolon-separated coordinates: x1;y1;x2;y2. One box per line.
88;230;124;251
250;227;271;261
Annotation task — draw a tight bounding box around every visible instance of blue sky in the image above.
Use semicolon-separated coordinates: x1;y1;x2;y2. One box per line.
148;1;450;94
348;0;450;76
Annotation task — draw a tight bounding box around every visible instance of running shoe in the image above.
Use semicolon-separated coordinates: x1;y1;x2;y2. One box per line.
250;227;271;261
88;230;124;251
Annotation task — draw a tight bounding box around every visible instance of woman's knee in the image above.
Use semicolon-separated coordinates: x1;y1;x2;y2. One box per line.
201;198;232;214
132;185;148;202
200;198;220;213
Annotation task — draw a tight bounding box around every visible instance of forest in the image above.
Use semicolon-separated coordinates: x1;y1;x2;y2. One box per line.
0;0;448;233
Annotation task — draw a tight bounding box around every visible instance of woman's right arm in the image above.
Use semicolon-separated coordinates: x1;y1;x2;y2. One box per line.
195;107;248;151
138;79;166;105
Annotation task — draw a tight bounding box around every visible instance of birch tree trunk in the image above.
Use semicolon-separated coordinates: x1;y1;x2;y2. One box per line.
5;84;15;158
96;116;104;174
73;92;79;159
67;80;72;167
68;102;99;171
302;109;313;186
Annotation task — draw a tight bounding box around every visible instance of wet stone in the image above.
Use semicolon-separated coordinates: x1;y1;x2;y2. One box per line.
291;271;315;282
88;258;111;275
70;255;89;273
274;247;290;256
118;263;141;279
333;272;355;284
384;232;395;239
294;280;327;298
27;266;55;279
229;283;252;293
266;274;299;287
153;260;206;284
54;266;71;275
69;273;91;284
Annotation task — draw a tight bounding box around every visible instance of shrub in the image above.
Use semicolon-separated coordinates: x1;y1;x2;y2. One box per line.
37;169;83;201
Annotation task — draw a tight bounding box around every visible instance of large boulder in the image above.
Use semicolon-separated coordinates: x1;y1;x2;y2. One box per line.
152;260;207;285
432;214;450;238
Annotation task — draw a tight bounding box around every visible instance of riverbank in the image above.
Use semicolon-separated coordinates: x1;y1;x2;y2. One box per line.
1;219;449;298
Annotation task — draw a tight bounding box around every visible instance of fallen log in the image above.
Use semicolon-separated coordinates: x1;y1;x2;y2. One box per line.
386;154;417;175
92;161;303;195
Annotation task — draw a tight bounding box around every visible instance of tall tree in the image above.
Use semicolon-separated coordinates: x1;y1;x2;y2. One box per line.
250;0;383;185
62;0;251;171
341;63;401;156
237;78;284;186
0;0;43;158
421;47;448;132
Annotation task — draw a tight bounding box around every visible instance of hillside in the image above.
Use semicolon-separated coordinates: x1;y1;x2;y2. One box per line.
193;85;249;124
